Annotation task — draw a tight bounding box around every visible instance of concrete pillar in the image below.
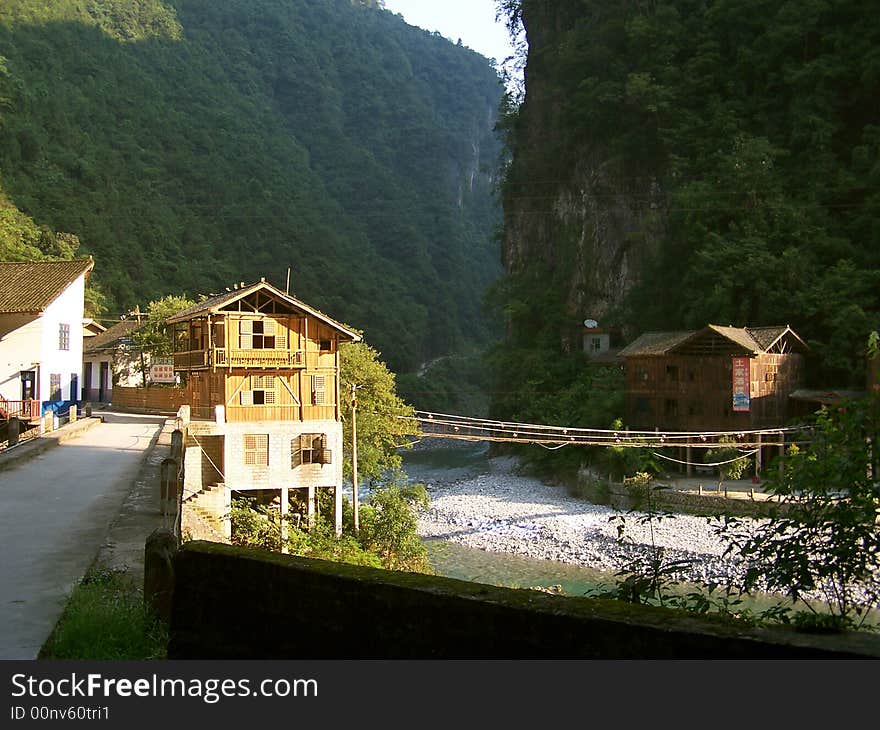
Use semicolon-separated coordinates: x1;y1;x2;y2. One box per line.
160;457;181;517
280;486;289;554
144;528;179;624
69;404;77;423
7;417;20;447
306;485;316;532
755;433;762;478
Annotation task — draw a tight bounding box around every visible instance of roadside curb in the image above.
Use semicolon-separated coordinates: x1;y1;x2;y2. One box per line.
90;417;176;582
0;416;104;474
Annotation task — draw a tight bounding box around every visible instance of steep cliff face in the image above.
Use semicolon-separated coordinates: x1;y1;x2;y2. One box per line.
497;0;879;390
501;1;664;339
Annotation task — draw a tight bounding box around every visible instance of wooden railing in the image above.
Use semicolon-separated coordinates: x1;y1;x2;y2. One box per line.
174;348;310;370
0;399;41;422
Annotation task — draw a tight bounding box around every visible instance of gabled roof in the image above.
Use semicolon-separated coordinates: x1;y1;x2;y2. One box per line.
617;331;693;357
83;318;108;336
620;324;808;357
0;258;94;314
83;317;146;354
165;280;362;341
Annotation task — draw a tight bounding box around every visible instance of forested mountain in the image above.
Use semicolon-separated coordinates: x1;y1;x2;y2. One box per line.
492;0;880;426
0;0;503;372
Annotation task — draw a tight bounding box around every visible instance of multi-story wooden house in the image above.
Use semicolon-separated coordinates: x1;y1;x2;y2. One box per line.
619;324;809;433
167;279;361;538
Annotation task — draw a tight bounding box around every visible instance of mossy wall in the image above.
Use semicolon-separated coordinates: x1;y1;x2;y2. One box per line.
167;542;880;659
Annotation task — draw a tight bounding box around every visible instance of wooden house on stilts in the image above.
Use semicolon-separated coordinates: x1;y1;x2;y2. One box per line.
168;279;361;540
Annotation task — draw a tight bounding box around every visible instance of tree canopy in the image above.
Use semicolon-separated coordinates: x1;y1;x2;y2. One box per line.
0;0;503;372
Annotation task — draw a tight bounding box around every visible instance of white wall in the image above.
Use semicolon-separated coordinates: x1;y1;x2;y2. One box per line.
0;313;42;403
40;274;86;402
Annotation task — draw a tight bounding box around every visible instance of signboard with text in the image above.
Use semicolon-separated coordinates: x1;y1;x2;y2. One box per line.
732;357;750;412
149;358;176;384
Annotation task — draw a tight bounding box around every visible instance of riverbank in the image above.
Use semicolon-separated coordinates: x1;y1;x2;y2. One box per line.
415;451;746;588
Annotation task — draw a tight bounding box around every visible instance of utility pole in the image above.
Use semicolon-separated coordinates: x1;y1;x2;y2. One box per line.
351;383;359;533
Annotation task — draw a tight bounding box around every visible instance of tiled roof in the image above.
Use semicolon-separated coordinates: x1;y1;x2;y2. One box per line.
746;326;789;351
0;258;94;313
703;325;762;353
83;317;145;354
165;280;362;341
618;331;694;357
620;324;807;357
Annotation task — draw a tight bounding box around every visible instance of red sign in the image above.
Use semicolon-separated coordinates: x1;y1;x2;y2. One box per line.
732;357;750;412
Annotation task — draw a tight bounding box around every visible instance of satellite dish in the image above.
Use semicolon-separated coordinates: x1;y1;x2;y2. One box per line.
584;319;598;328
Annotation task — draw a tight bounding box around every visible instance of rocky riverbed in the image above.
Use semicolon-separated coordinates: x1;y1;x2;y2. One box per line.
415;454;750;588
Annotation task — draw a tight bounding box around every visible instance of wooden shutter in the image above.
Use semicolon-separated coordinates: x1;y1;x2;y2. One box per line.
240;389;253;406
312;375;326;405
320;433;331;464
239;319;253;349
291;437;302;467
244;434;268;466
263;319;276;335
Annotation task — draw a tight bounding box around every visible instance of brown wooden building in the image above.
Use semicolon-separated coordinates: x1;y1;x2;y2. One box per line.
619;325;808;432
167;279;361;537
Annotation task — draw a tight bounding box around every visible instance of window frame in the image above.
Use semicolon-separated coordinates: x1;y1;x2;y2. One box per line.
243;434;269;467
291;433;330;467
58;323;70;351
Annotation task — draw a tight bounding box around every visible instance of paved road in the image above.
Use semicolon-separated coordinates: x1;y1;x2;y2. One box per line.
0;412;164;659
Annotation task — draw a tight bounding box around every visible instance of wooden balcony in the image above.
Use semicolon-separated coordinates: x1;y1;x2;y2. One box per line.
174;348;312;371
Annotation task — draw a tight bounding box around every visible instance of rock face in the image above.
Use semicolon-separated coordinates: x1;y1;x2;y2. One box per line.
501;1;664;331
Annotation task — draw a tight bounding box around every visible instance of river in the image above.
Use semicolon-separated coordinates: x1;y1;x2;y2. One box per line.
403;441;618;595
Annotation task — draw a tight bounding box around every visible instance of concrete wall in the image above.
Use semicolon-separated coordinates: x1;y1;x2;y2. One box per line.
40;274;86;403
168;541;880;659
221;419;342;491
0;313;41;402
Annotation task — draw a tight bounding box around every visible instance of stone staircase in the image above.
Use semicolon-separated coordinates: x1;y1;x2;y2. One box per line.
182;483;230;543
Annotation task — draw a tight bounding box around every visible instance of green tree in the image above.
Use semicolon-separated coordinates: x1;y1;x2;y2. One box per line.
339;341;420;483
704;436;751;493
358;479;430;572
718;393;880;629
130;294;196;385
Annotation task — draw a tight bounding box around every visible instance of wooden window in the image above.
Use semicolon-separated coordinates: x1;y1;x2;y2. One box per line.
589;337;602;352
240;375;276;405
634;397;650;415
666;365;679;382
50;373;62;401
240;319;276;349
58;323;70;351
291;433;331;467
243;434;269;466
664;398;678;417
312;375;326;405
319;338;333;352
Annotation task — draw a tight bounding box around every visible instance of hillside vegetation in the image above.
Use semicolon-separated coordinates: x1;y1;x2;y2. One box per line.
491;0;880;432
0;0;503;372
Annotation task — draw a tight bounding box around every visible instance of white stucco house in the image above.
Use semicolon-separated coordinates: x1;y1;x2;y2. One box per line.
0;258;94;423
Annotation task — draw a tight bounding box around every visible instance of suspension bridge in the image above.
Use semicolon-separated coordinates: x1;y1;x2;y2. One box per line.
401;410;808;451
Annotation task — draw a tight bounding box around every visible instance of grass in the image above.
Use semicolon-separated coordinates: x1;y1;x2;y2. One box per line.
39;566;168;660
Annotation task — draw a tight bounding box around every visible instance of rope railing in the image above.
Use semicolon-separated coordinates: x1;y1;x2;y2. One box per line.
401;410;810;449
